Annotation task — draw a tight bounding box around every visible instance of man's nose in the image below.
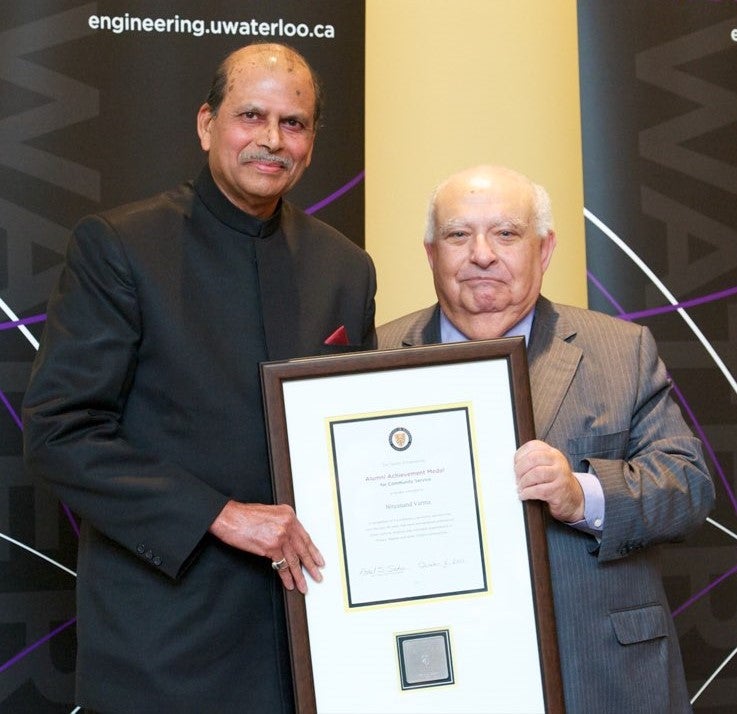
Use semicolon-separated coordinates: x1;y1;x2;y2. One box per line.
470;234;497;265
258;121;282;151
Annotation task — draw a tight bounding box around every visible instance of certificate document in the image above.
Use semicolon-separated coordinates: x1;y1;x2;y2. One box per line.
262;338;562;713
328;405;488;607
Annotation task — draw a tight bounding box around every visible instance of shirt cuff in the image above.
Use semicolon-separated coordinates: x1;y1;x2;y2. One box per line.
567;471;605;535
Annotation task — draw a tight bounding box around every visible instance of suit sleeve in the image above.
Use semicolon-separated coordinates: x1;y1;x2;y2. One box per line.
22;216;229;579
589;325;714;562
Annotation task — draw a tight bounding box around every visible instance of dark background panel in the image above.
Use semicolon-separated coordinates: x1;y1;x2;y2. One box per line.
0;1;364;709
578;2;737;710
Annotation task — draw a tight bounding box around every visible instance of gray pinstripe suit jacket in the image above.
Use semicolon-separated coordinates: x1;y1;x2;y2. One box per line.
377;297;714;713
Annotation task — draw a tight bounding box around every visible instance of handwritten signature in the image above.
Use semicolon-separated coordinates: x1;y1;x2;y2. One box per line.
418;558;466;569
359;558;466;577
359;564;409;577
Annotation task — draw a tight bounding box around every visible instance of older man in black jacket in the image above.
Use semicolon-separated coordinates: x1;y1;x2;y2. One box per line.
23;43;376;714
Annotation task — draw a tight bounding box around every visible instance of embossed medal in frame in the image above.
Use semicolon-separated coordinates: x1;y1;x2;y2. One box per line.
260;339;563;713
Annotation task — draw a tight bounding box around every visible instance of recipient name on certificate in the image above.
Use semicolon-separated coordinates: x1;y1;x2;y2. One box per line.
328;405;488;607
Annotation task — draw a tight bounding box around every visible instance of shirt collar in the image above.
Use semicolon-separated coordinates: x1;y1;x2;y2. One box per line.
439;308;535;345
193;164;282;238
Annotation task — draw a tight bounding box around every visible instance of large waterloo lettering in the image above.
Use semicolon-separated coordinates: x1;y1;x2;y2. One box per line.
579;3;737;710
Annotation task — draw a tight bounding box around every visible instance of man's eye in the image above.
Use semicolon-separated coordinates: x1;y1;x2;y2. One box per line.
442;232;468;245
283;118;305;130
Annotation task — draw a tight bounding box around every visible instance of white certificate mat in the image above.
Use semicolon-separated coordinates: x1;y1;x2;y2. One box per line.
260;338;562;714
329;406;487;606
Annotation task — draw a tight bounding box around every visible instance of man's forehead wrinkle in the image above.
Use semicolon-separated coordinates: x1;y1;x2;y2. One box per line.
437;214;528;232
437;217;469;233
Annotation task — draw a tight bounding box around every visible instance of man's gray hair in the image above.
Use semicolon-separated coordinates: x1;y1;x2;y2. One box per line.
423;169;555;244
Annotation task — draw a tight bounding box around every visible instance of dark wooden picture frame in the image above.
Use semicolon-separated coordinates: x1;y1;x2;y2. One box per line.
260;338;564;714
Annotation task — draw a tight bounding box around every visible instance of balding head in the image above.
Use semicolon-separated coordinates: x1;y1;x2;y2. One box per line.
425;165;553;245
205;43;323;127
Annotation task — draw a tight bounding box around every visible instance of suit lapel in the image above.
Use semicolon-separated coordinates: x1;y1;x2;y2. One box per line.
402;305;441;346
403;300;579;441
527;298;582;440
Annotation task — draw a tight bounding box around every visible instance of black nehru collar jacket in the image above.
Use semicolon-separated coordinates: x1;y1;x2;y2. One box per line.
193;165;282;239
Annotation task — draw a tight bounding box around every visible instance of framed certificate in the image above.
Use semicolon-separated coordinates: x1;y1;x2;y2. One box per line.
260;338;563;713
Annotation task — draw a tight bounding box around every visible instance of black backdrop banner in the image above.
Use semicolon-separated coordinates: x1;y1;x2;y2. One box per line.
578;2;737;711
0;1;364;710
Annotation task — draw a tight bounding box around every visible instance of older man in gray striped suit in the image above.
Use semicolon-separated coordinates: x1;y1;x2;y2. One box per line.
377;165;713;713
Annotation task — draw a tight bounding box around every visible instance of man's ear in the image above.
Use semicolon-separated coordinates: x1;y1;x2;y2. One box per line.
540;230;557;272
424;241;435;270
196;104;213;151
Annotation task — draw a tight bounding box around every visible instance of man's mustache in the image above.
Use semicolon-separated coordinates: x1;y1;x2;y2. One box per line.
238;151;293;170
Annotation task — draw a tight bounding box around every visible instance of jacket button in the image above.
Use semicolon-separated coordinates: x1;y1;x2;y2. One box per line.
153;556;162;566
145;550;154;560
136;544;145;554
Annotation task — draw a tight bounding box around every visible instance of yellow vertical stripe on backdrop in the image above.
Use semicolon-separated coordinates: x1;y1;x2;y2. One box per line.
366;0;587;325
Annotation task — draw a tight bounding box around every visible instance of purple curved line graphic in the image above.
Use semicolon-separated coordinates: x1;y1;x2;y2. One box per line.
620;285;737;322
0;313;81;678
0;387;22;431
0;314;44;428
306;170;364;215
0;357;80;676
671;562;737;618
62;503;80;539
586;272;737;323
670;380;737;516
0;359;80;533
0;313;46;331
587;270;737;617
587;270;736;514
0;617;76;674
586;271;626;315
